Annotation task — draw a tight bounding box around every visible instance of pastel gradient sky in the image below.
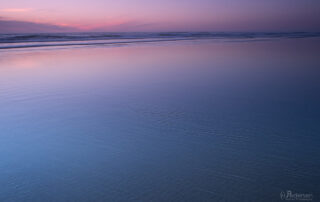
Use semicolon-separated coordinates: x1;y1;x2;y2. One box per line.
0;0;320;32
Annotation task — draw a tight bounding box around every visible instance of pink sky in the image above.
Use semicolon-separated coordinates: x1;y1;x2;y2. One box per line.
0;0;320;32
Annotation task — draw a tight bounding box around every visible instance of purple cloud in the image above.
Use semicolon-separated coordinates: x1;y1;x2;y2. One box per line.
0;19;78;33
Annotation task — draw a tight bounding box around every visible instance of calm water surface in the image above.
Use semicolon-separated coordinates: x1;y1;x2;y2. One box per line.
0;39;320;201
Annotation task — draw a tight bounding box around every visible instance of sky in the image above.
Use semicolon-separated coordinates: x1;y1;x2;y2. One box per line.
0;0;320;33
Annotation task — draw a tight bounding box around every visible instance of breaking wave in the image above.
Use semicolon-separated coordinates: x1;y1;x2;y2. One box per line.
0;32;319;49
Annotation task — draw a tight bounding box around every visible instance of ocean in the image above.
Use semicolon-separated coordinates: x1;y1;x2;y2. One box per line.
0;32;319;201
0;32;319;49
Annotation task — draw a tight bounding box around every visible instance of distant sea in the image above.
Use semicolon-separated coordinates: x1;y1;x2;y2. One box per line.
0;31;320;49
